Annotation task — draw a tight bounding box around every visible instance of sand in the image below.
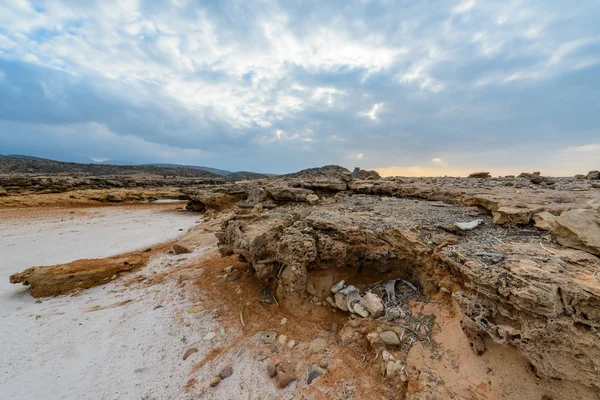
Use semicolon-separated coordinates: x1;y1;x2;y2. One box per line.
0;206;207;399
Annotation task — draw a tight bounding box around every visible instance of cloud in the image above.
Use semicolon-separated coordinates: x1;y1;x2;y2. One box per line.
0;0;599;174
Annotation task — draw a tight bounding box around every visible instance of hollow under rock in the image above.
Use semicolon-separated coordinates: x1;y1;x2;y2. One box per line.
217;194;600;391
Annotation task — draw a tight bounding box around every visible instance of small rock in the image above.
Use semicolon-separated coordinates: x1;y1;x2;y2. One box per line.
261;331;278;344
219;365;233;379
334;293;348;311
318;359;329;369
386;360;404;377
278;334;288;345
209;376;221;387
382;350;394;362
326;296;336;307
306;194;319;205
307;366;323;385
308;338;327;354
367;332;381;345
203;332;216;341
360;292;384;316
267;362;278;378
379;331;400;346
280;318;288;325
187;304;206;314
183;347;198;361
339;285;358;295
330;280;345;294
287;340;296;348
223;265;234;273
276;372;296;388
352;302;370;318
173;244;192;255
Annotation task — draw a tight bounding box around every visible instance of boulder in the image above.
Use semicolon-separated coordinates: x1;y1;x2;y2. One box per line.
553;209;600;255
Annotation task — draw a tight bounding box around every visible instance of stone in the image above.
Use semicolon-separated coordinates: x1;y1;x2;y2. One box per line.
267;362;278;378
187;304;206;314
379;331;400;346
173;244;192;255
287;340;296;348
318;358;329;369
209;376;221;387
307;366;323;385
219;365;233;379
278;334;288;345
186;198;206;212
367;332;382;345
352;302;370;318
261;331;278;344
277;372;296;388
334;293;348;311
359;292;384;316
306;194;319;205
386;360;404;377
183;347;198;361
553;209;600;255
330;280;345;293
308;337;327;354
533;211;557;231
203;332;216;341
326;296;336;307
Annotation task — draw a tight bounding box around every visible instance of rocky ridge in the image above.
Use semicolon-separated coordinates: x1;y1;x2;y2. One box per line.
209;173;600;391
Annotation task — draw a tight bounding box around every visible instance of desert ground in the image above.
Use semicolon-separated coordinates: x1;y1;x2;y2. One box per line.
2;166;600;399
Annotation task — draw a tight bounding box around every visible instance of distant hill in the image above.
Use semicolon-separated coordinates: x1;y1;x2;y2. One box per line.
0;155;222;178
226;171;270;181
145;163;232;177
283;165;351;179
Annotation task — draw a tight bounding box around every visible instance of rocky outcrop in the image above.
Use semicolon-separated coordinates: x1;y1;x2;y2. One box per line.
10;253;147;297
216;192;600;390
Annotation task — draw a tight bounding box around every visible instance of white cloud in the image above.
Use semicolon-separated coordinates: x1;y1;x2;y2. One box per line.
360;102;383;121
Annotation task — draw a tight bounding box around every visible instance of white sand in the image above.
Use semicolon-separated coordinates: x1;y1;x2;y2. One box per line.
0;207;212;399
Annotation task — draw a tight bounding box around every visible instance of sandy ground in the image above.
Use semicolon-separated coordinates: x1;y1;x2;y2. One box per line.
0;206;205;399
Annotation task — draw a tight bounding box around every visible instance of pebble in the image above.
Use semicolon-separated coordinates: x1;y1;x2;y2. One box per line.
278;334;288;345
287;340;296;348
307;366;322;385
219;365;233;379
183;347;198;361
267;362;278;378
379;331;400;346
203;332;216;341
318;359;329;369
187;304;206;314
276;372;296;388
209;376;221;387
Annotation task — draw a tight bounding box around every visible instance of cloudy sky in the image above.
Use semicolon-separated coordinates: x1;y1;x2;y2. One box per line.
1;0;599;176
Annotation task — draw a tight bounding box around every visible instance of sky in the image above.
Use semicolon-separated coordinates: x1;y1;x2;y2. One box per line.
1;0;599;176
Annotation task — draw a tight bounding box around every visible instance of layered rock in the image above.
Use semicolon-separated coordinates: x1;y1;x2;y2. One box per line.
216;192;600;390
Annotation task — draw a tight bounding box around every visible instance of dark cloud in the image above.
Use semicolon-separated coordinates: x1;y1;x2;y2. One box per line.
0;0;599;175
